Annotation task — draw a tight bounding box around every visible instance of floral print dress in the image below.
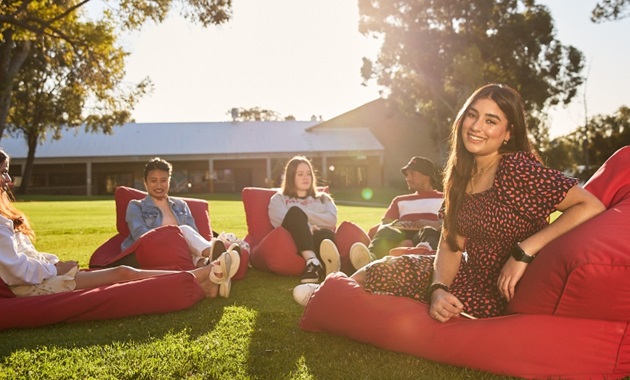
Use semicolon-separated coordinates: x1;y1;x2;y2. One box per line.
364;152;578;318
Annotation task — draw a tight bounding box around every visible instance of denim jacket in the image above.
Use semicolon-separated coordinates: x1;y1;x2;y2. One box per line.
121;196;198;252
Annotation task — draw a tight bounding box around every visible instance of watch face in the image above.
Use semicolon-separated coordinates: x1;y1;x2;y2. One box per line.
512;245;533;263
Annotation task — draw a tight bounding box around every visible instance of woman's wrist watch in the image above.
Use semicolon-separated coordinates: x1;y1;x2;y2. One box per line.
511;243;535;263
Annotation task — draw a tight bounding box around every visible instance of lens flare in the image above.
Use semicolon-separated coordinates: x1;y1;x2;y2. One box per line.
361;188;373;200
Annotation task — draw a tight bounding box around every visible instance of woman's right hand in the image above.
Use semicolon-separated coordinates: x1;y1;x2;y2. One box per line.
55;260;78;275
430;289;464;323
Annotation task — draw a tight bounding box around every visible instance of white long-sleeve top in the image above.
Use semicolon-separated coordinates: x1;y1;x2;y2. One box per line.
0;215;58;286
268;193;337;230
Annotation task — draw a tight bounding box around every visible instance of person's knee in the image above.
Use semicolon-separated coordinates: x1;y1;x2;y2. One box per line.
416;226;440;250
179;225;194;234
284;206;308;225
112;265;141;281
350;267;367;286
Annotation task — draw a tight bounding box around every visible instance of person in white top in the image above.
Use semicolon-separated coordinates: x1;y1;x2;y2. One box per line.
0;150;239;298
268;156;340;284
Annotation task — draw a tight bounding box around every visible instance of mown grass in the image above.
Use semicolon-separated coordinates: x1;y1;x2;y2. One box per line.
0;193;515;380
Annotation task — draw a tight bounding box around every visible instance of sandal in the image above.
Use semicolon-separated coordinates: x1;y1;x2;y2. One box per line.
209;249;240;298
209;238;227;261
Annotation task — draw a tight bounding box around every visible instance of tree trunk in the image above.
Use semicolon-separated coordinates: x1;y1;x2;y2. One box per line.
0;32;32;143
18;132;39;195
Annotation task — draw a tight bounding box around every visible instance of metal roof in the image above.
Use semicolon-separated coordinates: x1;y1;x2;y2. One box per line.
1;121;384;160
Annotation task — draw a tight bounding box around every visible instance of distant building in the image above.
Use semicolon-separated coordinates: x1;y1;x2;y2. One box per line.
2;99;443;195
315;98;443;189
2;120;384;195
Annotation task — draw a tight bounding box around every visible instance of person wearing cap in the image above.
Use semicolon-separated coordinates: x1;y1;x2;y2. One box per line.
348;156;444;270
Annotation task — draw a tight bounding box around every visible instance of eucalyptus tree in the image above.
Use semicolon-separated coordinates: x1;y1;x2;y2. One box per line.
8;14;150;194
591;0;630;22
0;0;232;142
358;0;584;157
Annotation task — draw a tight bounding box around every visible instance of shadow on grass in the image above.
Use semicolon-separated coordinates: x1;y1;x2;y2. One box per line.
0;268;513;380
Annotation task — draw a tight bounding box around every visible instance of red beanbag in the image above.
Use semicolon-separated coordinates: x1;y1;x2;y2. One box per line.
250;226;303;276
243;186;336;276
92;186;250;281
115;186;213;239
131;226;196;270
334;221;370;273
508;147;630;320
300;273;630;379
242;187;278;247
0;272;205;329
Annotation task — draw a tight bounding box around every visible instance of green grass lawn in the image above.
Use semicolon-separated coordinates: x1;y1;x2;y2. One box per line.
0;195;514;380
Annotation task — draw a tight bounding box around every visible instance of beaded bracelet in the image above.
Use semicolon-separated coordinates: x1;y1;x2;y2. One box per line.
427;281;449;298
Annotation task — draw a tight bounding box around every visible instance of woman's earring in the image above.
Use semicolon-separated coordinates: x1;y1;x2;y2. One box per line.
503;140;508;145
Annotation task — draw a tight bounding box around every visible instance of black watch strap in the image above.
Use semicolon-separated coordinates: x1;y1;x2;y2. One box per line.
511;243;535;263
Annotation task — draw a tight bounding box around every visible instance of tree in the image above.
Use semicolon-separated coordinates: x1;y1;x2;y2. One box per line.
591;0;630;22
358;0;584;157
228;107;283;121
584;106;630;169
0;0;232;142
8;16;150;194
544;106;630;181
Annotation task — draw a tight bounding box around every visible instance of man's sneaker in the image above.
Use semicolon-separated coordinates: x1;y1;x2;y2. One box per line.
349;242;375;270
319;239;341;278
293;283;319;307
301;262;324;284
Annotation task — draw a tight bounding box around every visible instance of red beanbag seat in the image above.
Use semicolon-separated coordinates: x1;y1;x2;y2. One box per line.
0;272;205;330
299;146;630;379
90;186;249;279
300;273;630;379
242;187;369;276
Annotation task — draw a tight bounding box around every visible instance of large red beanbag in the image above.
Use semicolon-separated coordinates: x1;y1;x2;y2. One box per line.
242;187;369;276
90;186;249;279
299;146;630;379
0;272;205;330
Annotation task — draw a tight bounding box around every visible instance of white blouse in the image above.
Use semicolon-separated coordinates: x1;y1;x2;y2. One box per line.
0;215;58;286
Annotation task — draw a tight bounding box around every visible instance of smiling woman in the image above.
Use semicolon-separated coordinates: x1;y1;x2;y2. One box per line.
121;157;240;278
294;84;606;324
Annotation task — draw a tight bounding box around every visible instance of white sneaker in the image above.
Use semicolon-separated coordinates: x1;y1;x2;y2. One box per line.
319;239;341;277
349;242;374;270
293;283;319;307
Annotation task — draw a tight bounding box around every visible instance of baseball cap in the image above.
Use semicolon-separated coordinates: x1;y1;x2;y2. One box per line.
401;156;438;186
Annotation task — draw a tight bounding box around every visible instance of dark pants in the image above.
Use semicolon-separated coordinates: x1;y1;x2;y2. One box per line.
369;225;440;259
281;206;335;257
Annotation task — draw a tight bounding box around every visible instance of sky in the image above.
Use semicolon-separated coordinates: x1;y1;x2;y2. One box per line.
118;0;630;139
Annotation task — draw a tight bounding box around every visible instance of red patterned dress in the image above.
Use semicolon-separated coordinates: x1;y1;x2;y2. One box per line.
364;152;578;318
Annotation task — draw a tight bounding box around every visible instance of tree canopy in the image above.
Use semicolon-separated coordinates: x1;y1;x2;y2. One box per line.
358;0;584;156
0;0;232;141
8;14;150;193
591;0;630;22
228;107;295;122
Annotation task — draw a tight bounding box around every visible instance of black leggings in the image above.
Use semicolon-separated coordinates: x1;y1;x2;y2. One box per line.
369;225;440;259
281;206;335;256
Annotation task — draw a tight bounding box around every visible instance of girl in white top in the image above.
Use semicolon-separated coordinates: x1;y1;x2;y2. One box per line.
268;156;340;284
0;150;238;298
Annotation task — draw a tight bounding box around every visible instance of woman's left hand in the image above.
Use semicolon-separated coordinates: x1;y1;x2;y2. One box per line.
55;260;79;276
497;258;528;302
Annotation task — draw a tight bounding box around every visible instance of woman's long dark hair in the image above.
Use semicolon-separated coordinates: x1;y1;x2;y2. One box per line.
281;156;320;199
442;84;540;251
0;150;34;239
